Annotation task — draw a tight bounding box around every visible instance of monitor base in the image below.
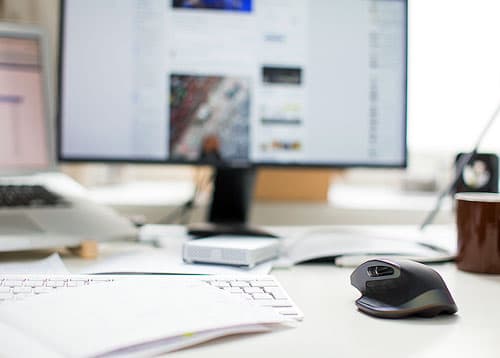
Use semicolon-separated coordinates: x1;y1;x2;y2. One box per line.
187;222;278;239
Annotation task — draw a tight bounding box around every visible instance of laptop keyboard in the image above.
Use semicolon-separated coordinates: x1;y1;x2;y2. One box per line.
0;185;67;207
0;274;303;320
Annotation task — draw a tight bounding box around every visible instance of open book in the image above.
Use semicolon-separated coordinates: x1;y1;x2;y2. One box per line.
0;278;288;357
276;225;457;267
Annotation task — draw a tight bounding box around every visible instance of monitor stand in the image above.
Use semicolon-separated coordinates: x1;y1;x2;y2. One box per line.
187;167;277;238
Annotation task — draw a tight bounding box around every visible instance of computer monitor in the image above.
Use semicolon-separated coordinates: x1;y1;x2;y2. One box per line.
58;0;408;236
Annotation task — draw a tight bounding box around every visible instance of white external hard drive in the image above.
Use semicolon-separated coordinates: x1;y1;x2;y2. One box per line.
183;236;280;268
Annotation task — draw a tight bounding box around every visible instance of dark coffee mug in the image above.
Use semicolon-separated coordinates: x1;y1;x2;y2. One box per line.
456;192;500;273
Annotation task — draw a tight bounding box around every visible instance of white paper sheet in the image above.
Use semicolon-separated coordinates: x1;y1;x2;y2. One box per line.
275;225;456;267
102;324;272;357
0;320;63;358
76;249;274;275
0;277;285;357
0;253;69;274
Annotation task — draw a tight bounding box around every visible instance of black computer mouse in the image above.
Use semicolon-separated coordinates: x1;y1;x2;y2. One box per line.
350;259;458;318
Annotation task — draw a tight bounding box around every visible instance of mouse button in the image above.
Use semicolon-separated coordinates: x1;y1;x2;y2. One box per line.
367;265;395;278
357;295;392;309
403;268;447;293
399;261;445;286
350;265;370;292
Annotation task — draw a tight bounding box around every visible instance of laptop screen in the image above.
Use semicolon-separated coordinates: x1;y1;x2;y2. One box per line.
0;35;49;171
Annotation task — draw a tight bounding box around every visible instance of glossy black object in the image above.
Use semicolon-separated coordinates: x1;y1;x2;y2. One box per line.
350;259;458;318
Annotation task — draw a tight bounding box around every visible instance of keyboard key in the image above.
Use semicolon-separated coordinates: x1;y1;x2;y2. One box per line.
46;280;65;288
69;279;89;286
250;280;278;287
264;287;288;300
278;308;300;316
4;280;23;287
25;280;45;287
90;278;113;283
230;281;250;287
224;287;243;294
243;287;264;294
252;293;273;300
13;287;32;294
34;287;54;294
259;300;293;308
211;281;230;288
0;287;11;293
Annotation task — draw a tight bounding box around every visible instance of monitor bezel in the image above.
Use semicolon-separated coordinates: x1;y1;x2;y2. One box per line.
56;0;408;170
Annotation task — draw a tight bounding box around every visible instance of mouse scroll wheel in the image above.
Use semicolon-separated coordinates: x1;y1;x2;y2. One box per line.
367;266;394;277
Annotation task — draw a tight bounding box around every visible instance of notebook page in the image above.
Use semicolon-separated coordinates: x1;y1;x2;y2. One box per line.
0;277;285;357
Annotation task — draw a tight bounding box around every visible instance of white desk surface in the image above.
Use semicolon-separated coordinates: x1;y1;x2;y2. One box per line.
60;228;500;358
168;263;498;358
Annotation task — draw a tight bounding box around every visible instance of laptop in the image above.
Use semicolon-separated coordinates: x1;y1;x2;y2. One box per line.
0;23;137;252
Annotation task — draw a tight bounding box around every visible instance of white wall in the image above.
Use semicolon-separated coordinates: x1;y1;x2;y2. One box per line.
409;0;500;154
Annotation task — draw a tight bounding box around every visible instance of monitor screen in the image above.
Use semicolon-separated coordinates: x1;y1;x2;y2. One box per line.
59;0;407;167
0;34;49;171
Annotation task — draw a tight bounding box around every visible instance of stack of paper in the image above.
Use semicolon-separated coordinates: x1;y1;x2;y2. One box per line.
0;277;288;357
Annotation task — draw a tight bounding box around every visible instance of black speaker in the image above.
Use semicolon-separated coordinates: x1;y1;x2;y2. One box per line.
455;153;499;193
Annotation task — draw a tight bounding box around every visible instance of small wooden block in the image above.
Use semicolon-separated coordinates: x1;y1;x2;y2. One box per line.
68;240;99;259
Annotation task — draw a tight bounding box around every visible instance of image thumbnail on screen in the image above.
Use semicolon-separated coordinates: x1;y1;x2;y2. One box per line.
169;74;251;163
172;0;252;12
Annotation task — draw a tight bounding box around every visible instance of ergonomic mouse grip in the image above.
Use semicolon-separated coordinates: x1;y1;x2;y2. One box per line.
350;259;458;318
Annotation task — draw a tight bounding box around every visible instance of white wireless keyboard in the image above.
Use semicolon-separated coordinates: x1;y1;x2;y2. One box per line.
0;274;303;320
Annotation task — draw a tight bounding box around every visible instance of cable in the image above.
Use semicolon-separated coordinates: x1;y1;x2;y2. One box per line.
419;98;500;230
155;168;214;225
181;167;214;224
